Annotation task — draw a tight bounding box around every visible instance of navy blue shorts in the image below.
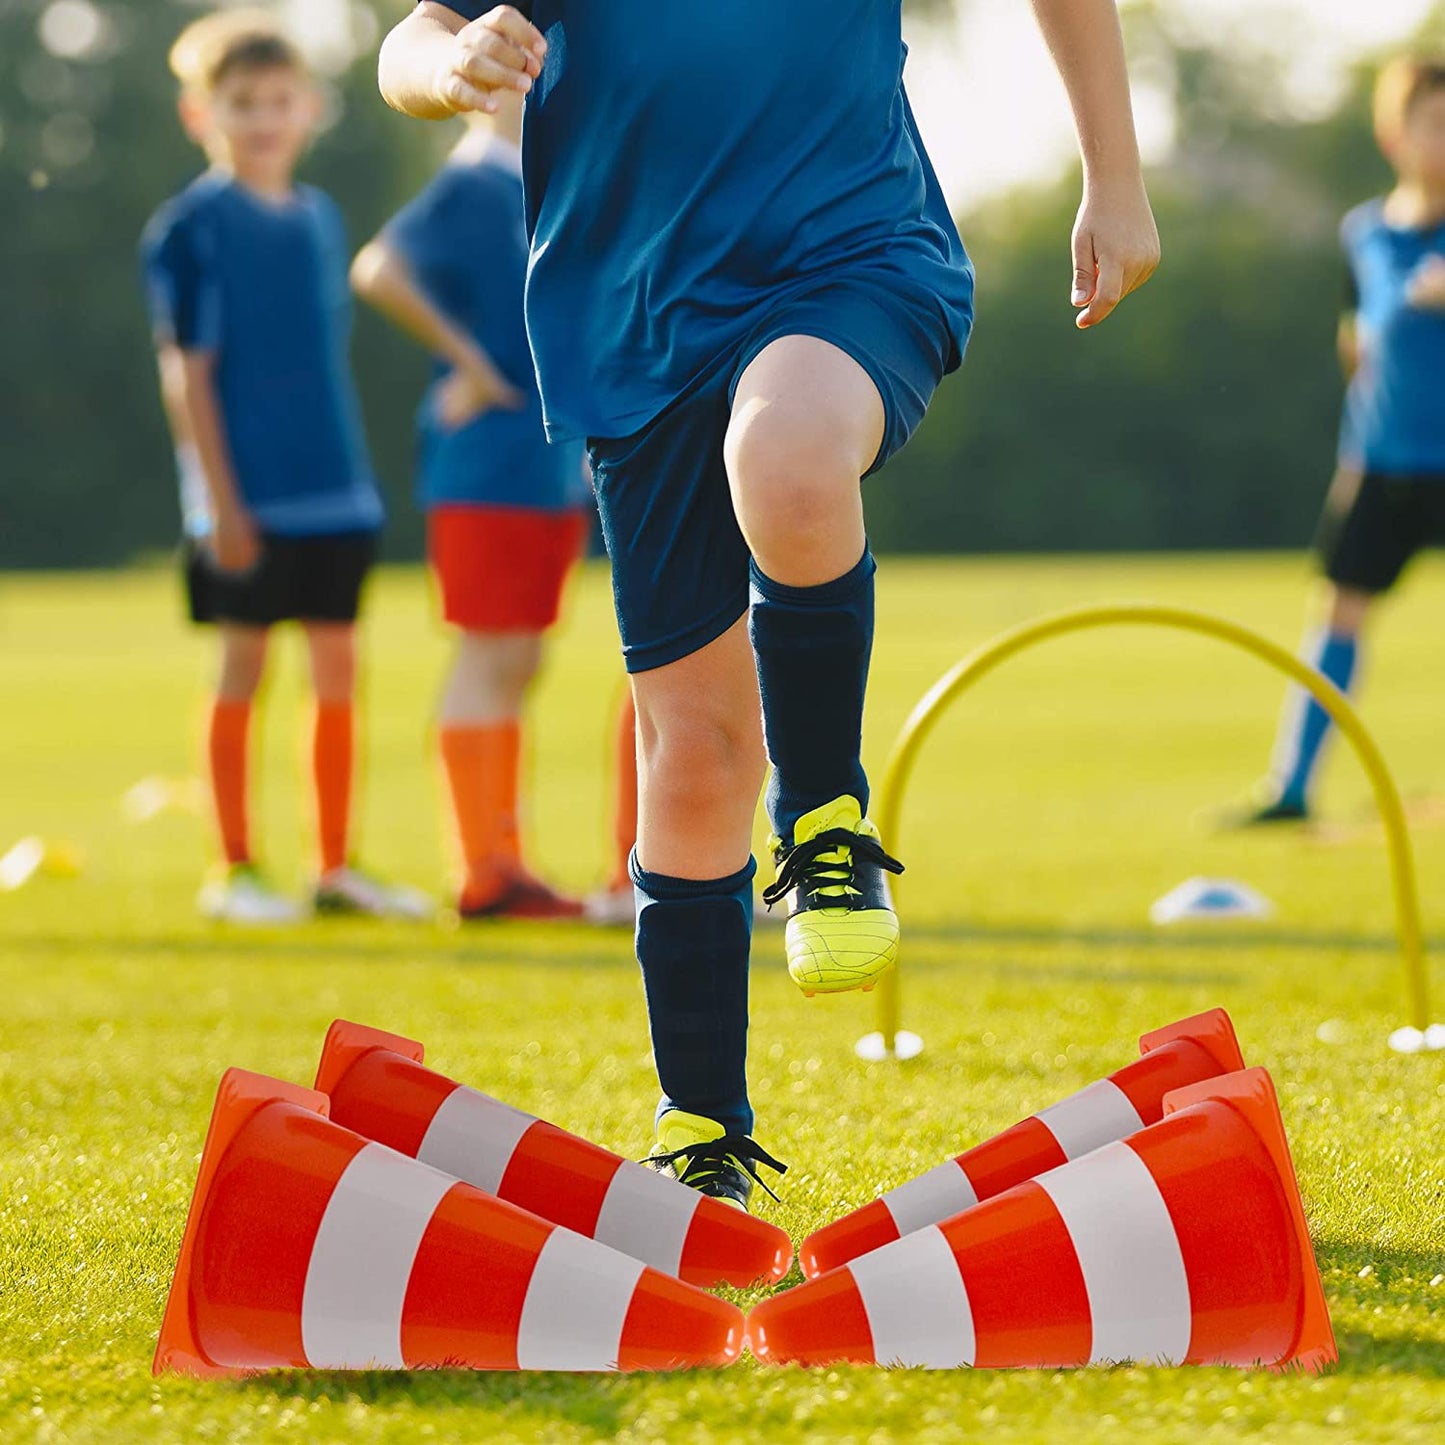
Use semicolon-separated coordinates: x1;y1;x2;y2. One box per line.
1317;468;1445;594
588;278;967;673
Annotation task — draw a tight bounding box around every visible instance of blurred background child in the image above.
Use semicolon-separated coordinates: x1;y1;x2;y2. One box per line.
142;9;423;921
1235;56;1445;826
353;96;636;919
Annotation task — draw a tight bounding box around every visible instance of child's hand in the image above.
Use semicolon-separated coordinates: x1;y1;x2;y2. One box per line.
1070;177;1161;329
435;359;526;430
211;503;261;575
1406;255;1445;312
436;7;547;114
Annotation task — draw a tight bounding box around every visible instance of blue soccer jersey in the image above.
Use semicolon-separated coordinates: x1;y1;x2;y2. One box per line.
438;1;974;443
141;173;384;536
1340;200;1445;475
384;136;588;511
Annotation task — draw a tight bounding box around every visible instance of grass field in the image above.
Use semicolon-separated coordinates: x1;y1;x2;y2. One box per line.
3;555;1443;1444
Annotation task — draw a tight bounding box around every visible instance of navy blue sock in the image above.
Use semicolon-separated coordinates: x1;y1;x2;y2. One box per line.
1273;629;1359;808
750;550;876;844
631;853;755;1136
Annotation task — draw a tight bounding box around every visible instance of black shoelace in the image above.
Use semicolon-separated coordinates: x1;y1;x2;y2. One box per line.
645;1135;789;1202
762;827;905;911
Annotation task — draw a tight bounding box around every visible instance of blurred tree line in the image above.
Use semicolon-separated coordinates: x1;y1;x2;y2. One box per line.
0;0;1441;568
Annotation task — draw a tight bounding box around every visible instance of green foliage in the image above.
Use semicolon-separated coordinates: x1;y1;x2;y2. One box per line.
3;558;1444;1440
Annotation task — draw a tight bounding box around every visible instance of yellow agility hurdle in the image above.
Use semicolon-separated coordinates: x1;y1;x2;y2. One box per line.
861;602;1442;1061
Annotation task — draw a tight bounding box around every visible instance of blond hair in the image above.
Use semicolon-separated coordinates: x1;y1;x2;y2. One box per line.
168;8;304;95
1373;55;1445;150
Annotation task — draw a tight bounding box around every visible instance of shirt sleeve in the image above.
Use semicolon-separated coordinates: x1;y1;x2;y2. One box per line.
139;206;221;351
1338;208;1365;315
384;171;467;291
424;2;528;20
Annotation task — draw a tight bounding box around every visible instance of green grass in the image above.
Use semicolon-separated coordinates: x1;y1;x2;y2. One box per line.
2;554;1443;1444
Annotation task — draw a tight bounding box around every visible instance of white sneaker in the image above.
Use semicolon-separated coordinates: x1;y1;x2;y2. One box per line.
314;866;435;920
198;865;304;925
583;884;636;927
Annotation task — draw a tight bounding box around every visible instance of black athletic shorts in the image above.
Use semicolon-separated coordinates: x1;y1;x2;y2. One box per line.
184;530;378;626
1316;470;1445;594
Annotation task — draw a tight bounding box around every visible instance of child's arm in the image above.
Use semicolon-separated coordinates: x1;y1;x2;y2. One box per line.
164;346;261;573
351;235;525;426
379;5;545;120
1029;0;1161;329
1337;314;1360;379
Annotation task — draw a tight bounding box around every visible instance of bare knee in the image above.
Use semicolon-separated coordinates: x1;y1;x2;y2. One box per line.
441;631;543;724
726;406;864;581
727;405;857;528
638;705;766;812
1324;585;1372;637
305;624;358;704
217;627;268;701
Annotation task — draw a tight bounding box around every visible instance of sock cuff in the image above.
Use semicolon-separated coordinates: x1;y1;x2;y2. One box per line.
315;700;353;721
212;697;252;719
629;850;757;901
749;548;875;607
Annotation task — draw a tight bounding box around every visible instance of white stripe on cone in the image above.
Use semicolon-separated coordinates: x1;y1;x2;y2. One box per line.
416;1086;535;1195
1036;1141;1192;1365
849;1227;976;1368
1035;1079;1145;1161
301;1143;456;1368
882;1160;980;1236
517;1229;646;1370
593;1160;699;1277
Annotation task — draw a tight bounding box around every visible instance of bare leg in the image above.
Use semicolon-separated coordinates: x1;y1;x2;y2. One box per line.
726;336;882;587
633;616;767;879
440;630;545;725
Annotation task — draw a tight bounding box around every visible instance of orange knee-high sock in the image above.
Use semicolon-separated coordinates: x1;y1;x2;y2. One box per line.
439;721;522;902
208;698;251;866
313;701;354;876
609;692;639;890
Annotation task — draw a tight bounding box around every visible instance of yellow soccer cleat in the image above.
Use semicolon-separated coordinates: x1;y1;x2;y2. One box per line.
763;796;904;998
645;1110;786;1214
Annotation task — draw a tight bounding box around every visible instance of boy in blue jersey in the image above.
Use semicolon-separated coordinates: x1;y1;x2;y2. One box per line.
379;2;1160;1206
352;95;592;920
143;11;423;923
1234;58;1445;826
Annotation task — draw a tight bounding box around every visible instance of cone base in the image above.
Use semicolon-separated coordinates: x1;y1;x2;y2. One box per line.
314;1019;426;1098
153;1071;331;1380
1162;1068;1336;1373
1139;1008;1245;1075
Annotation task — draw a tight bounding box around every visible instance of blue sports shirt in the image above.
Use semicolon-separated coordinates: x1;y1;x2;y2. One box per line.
384;137;588;511
141;173;384;536
437;1;974;443
1340;199;1445;476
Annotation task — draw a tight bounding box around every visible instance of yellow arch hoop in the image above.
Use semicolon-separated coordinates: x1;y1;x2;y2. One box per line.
866;602;1436;1059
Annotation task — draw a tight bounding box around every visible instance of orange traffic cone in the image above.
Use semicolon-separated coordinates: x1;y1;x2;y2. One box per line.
313;1019;792;1289
154;1070;744;1378
801;1007;1245;1277
749;1067;1335;1372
